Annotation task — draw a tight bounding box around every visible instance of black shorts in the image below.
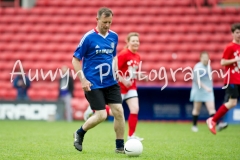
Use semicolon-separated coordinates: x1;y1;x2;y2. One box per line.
224;84;240;101
85;84;122;110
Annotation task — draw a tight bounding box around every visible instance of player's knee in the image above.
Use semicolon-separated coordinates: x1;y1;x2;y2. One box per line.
112;107;124;118
129;107;139;114
99;112;107;121
95;110;107;121
116;106;124;113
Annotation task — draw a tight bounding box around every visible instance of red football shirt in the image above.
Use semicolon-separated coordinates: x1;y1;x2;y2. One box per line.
118;49;141;94
222;42;240;84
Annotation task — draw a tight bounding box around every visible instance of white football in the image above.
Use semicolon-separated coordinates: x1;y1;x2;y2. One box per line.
124;139;143;156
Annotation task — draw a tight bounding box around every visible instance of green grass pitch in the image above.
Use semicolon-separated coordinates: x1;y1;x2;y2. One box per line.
0;120;239;160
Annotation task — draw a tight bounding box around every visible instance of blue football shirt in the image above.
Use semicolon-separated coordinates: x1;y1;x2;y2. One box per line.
73;29;118;89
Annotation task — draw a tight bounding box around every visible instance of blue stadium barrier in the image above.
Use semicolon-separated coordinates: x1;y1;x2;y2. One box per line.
120;86;226;121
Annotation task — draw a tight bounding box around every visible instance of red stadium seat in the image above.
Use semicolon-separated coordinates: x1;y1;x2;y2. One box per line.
74;90;85;99
211;7;225;15
0;81;13;90
0;71;12;81
4;89;17;100
159;53;175;62
223;7;240;15
71;98;89;110
186;52;200;62
46;89;58;101
72;109;84;120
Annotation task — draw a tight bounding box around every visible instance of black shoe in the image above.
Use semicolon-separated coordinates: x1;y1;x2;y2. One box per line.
217;122;228;131
73;131;84;151
115;147;125;154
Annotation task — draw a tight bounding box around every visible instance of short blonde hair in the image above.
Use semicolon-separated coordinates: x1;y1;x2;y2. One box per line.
125;32;139;48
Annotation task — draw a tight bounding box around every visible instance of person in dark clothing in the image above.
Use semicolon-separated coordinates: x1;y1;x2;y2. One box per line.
13;75;31;100
59;66;74;122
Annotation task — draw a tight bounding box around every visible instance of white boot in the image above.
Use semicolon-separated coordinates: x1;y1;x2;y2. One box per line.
128;133;144;141
83;106;94;121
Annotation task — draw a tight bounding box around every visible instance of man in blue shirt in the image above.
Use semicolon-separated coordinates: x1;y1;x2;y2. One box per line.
72;7;125;153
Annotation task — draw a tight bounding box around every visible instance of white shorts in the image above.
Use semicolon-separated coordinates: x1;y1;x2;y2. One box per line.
121;90;138;101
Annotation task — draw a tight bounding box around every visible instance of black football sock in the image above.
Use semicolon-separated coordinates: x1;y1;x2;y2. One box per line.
192;115;198;126
116;139;124;149
77;126;86;136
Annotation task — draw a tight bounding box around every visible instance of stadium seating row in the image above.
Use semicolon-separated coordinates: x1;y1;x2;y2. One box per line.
1;6;239;16
36;0;193;7
0;41;227;53
0;14;238;24
0;24;232;35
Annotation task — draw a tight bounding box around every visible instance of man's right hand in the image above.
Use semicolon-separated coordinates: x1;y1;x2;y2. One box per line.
81;78;92;91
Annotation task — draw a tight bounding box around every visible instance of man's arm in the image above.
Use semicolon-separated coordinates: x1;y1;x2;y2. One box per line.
72;57;84;80
72;57;91;91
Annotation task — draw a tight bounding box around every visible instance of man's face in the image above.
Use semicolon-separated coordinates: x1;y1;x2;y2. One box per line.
232;29;240;42
97;14;112;34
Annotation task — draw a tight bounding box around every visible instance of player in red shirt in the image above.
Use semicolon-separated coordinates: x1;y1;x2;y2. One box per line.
116;32;146;141
207;23;240;134
84;32;147;141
